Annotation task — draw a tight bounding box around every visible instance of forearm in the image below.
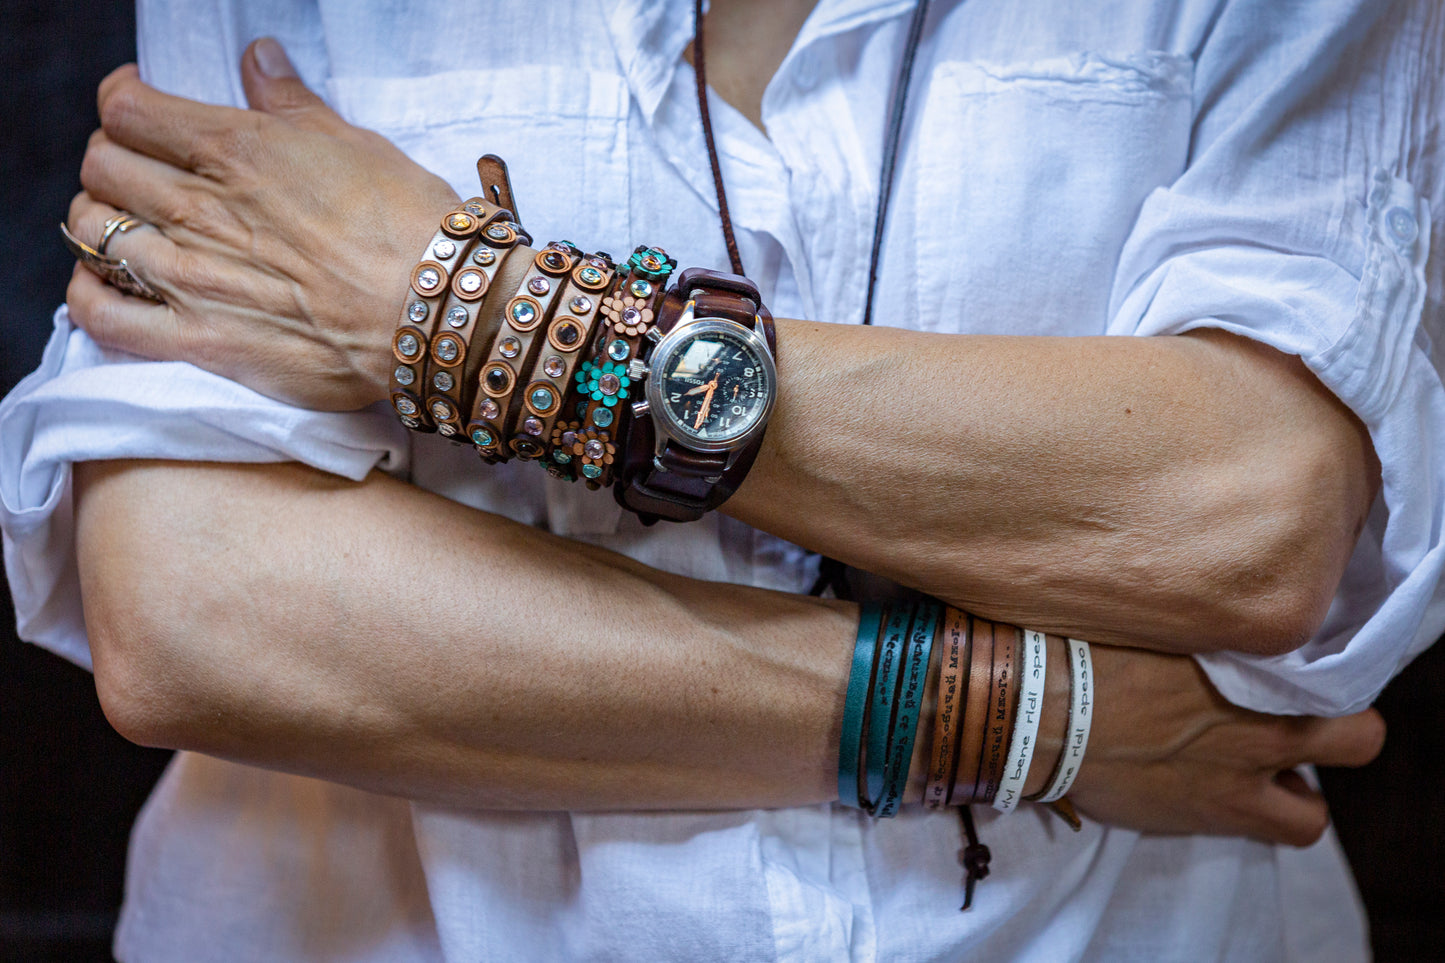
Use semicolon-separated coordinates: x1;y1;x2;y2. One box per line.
76;458;866;810
726;322;1379;654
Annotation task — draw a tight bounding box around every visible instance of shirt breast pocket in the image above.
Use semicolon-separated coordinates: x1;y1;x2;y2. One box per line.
327;67;632;255
906;51;1193;335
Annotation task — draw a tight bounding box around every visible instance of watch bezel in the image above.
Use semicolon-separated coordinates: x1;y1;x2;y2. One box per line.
644;314;777;453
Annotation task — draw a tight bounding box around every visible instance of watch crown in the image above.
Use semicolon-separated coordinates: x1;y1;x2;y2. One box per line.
645;328;663;343
627;358;648;380
631;399;650;419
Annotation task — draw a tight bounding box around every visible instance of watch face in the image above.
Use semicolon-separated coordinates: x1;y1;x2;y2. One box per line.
654;323;773;447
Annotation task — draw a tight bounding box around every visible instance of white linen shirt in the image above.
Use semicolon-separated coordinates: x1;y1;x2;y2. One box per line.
4;0;1443;959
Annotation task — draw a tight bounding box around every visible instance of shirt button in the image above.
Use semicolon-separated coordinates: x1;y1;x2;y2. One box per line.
793;50;819;90
1386;206;1418;246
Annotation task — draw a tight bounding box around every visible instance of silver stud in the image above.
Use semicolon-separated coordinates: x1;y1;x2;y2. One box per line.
436;338;459;362
408;300;428;323
417;267;441;291
432;239;457;259
447;306;469;328
459;271;484;294
473;248;496;266
397;333;420;359
486;224;510;240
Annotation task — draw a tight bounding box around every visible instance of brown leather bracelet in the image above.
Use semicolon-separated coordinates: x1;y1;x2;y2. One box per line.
924;607;970;810
469;242;574;460
523;255;614;472
425;212;521;437
976;621;1022;805
953;616;995;804
389;205;487;430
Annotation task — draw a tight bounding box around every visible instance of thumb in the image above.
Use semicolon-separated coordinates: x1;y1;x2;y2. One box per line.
241;37;350;135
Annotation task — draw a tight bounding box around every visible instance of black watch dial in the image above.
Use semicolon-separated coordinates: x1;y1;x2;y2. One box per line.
657;326;772;445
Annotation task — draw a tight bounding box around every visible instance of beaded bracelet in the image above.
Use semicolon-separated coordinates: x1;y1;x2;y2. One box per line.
469;241;577;460
390;204;489;430
426;213;522;437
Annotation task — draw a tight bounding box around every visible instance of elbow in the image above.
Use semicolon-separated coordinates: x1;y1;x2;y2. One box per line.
86;587;202;750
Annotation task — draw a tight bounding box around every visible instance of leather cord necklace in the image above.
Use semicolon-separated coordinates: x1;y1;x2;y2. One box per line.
689;0;991;913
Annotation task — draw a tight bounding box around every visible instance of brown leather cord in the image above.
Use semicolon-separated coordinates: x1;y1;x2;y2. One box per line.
978;622;1021;804
954;617;995;804
924;607;969;810
692;0;745;278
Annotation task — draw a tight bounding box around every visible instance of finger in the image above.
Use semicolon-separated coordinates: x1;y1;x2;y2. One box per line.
240;38;354;137
78;132;215;234
1284;709;1386;770
68;191;180;269
1251;776;1331;848
66;261;191;363
98;64;256;174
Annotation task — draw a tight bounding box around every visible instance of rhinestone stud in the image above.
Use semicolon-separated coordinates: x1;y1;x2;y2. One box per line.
584;440;606;460
463;202;484;216
432;239;456;259
598;373;620;396
523;417;544;435
430;400;453;421
447;213;473;233
553;321;581;348
592;407;614;428
416;267;441;291
579;266;605;287
395;397;418;416
408;300;428;323
510;301;537;327
543;356;565;378
569;295;592;314
606;339;630;362
552;450;573;464
561;430;579;447
486;224;510;240
499;336;521;358
471;427;495;446
530;387;555;411
528;276;551;296
473;248;496;266
435;338;460;362
432;371;454;391
458;270;484;294
581;464;602;479
397;333;420;359
393;365;415;386
629;279;653;298
438;424;457;436
447;306;469;327
485;366;510;393
479;399;500;420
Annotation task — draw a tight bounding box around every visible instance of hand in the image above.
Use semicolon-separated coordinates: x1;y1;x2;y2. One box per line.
693;374;719;430
1067;644;1385;846
64;39;460;410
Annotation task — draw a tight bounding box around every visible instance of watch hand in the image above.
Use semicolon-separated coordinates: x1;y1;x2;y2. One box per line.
694;380;717;430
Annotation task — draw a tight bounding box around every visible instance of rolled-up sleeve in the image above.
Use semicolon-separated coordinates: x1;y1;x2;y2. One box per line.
0;308;409;670
1107;0;1445;714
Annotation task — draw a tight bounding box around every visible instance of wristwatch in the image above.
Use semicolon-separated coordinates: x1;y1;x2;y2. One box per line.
616;268;777;523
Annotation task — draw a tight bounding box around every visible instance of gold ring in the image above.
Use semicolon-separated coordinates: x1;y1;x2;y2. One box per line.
60;221;165;303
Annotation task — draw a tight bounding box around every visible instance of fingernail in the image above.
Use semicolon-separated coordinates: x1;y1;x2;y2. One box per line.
253;37;296;79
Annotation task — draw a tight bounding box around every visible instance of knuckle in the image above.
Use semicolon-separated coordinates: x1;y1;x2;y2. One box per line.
99;85;143;137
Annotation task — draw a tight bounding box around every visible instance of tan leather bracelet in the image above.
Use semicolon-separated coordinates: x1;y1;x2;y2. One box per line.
470;242;576;460
389;206;486;430
425;215;523;437
924;607;970;810
953;617;994;804
521;256;614;467
976;621;1022;805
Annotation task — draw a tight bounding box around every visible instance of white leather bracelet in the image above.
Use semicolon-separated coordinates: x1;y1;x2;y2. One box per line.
1036;638;1093;803
994;628;1047;812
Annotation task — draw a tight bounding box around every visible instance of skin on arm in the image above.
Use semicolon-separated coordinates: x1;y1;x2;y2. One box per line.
75;458;1383;844
63;45;1379;660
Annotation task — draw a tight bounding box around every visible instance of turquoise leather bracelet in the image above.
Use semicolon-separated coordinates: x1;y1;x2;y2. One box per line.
838;603;885;808
873;601;942;816
862;604;916;811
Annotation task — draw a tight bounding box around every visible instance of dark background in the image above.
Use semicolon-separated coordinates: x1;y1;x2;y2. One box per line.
1;1;1442;960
